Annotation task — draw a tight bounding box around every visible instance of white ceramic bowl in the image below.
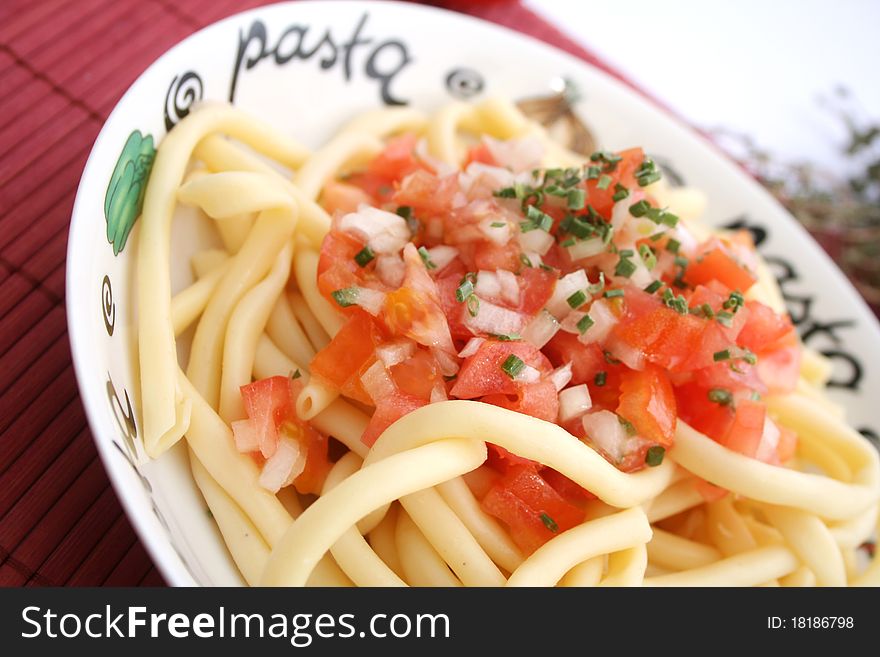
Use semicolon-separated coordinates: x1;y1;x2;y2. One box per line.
67;0;880;586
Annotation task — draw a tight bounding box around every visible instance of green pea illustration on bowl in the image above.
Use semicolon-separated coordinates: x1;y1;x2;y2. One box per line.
104;130;156;255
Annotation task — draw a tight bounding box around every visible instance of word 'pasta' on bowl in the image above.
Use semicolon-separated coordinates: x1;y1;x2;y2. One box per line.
67;0;880;587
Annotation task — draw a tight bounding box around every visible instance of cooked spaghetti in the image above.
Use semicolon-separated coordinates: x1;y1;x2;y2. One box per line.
136;97;880;587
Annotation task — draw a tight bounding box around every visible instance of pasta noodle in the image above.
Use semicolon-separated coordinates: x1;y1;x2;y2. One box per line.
136;97;879;587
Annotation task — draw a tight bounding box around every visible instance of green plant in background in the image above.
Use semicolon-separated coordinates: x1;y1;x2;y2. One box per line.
104;130;156;255
718;87;880;313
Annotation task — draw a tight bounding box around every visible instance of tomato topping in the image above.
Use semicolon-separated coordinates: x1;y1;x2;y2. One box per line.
451;341;551;399
310;310;387;405
719;399;766;458
320;180;374;215
481;465;585;554
389;349;442;401
361;390;426;447
482;379;559;423
463;142;496;167
317;229;368;303
583;147;644;219
616;365;677;446
236;377;330;494
684;237;757;293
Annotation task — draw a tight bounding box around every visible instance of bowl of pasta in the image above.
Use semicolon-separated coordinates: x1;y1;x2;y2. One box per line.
67;0;880;587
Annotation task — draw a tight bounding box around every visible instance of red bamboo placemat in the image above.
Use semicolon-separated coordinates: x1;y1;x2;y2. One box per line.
0;0;644;587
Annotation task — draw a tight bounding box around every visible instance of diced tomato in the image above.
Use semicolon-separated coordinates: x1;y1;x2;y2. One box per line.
540;467;597;505
482;379;559;423
517;266;558;315
310;310;387;405
480;465;585;554
675;381;736;441
389;349;441;401
691;360;767;397
720;399;766;458
316;229;368;303
345;171;397;204
367;133;423;180
756;336;800;394
361;390;426;447
486;443;538;472
686;283;748;342
436;264;472;341
464;142;496;167
582;147;644;219
684;237;757;293
381;244;454;352
451;340;552;399
616;365;677;446
320;180;374;215
610;305;706;371
237;377;331;494
544;333;605;385
240;376;294;458
393;170;457;216
737;301;794;353
472;239;522;273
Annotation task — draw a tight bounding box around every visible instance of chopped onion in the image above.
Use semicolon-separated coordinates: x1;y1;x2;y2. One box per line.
484;135;544;173
577;299;618;344
464;297;525;336
517;227;555;256
549;362;573;392
376;339;416;368
259;436;305;493
360;360;396;404
415;137;455;176
607;339;645;371
566;237;606;261
521;309;560;348
755;416;781;463
231;418;260;453
497;269;520;305
351;286;386;316
431;346;460;376
430;382;449;403
427;245;459;272
475;270;501;300
458;337;486;358
546;270;590;319
478;217;512;245
558;384;592;422
338;205;410;254
514;363;541;384
582;410;629;462
462;162;516;199
376;254;405;288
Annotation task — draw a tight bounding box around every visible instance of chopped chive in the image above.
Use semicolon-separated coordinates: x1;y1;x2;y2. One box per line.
716;311;734;328
644;280;663;294
700;303;715;319
639;244;657;270
661;211;679;227
519;253;533;268
585;165;601;180
741;349;758;365
714;349;732;362
645;446;666;467
492;333;521;341
635;157;662;186
604;350;621;365
331;287;359;308
596;174;612;190
539;512;559;533
501;354;526;379
567;290;587;309
290;369;302;380
418;246;436;270
604;288;624;299
395;206;412;220
666;238;681;254
612;183;629;202
594;371;607;386
649;232;665;242
708;388;734;406
539;263;555;272
629;199;650;217
618;249;634;257
354;245;375;267
443;374;458;382
576;313;595;334
494;187;518;199
561;238;576;247
490;221;506;228
567;188;586;210
455;279;475;303
526;205;554;232
674;255;689;269
723;291;745;312
466;294;480;317
750;391;762;401
615;256;637;278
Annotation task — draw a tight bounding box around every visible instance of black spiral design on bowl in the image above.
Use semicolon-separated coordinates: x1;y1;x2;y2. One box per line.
445;67;484;99
164;71;203;131
102;274;115;336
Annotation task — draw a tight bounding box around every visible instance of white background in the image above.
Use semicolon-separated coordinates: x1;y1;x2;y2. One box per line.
526;0;880;175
